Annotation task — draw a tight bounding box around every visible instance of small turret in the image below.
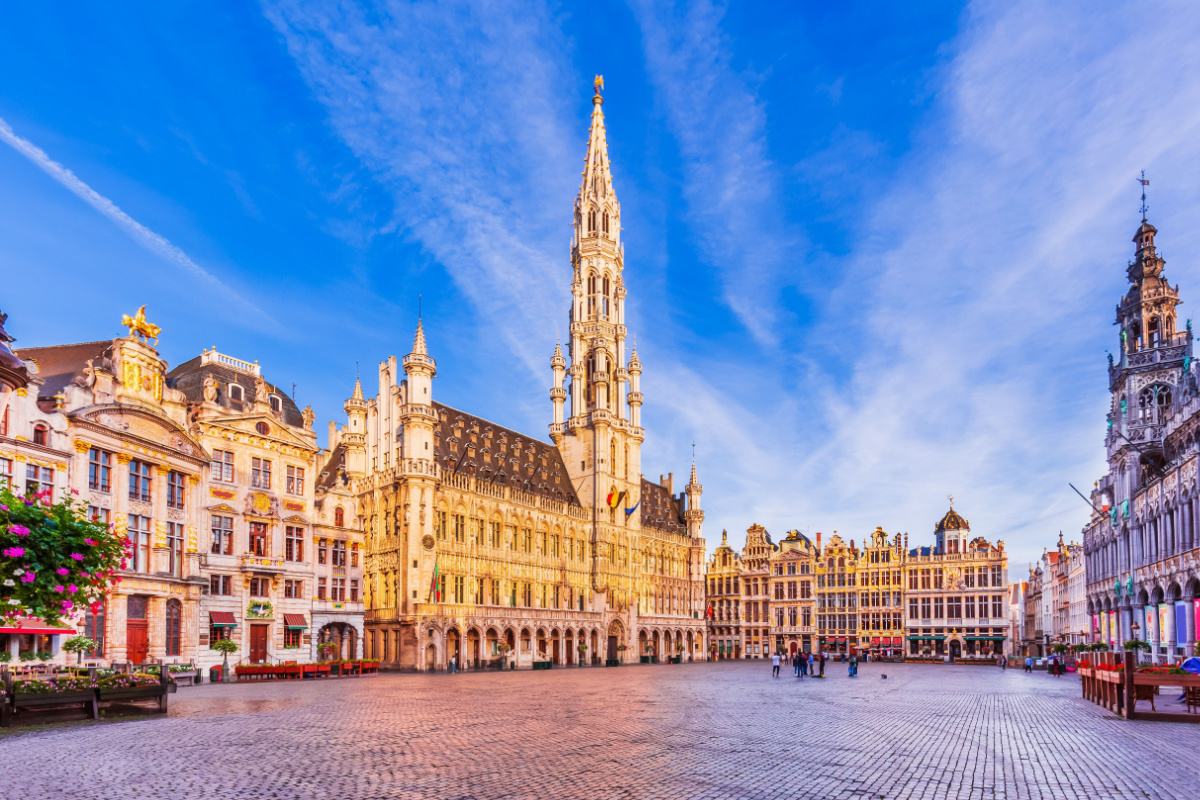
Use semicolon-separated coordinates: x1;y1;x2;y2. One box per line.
342;376;368;478
684;457;704;539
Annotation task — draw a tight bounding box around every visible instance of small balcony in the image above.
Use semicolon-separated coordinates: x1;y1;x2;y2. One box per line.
312;600;364;614
241;554;286;573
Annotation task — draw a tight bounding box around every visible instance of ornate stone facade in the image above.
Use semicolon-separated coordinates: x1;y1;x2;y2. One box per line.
1083;212;1200;661
904;507;1009;659
352;84;707;671
856;527;906;658
815;532;859;655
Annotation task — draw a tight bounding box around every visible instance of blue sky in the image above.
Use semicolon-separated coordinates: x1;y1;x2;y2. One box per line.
5;1;1200;572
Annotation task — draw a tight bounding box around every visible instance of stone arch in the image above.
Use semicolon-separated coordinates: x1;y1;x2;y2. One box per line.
1168;581;1184;601
466;627;482;667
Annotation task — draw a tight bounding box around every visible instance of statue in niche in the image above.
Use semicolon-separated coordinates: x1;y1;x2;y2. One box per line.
203;373;218;403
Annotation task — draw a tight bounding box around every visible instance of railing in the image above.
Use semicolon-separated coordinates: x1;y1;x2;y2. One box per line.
201;349;261;376
313;600;365;613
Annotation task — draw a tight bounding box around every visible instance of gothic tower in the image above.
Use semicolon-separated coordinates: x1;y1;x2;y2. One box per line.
1107;209;1192;521
553;79;644;540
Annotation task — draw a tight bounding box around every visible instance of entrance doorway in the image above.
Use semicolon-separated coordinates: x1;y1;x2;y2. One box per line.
249;624;268;663
425;643;437;670
789;641;798;656
949;639;961;660
126;595;148;664
607;635;618;661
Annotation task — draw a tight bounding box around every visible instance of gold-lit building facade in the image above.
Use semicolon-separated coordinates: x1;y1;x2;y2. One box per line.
856;526;906;658
352;84;708;671
815;533;860;655
767;529;817;656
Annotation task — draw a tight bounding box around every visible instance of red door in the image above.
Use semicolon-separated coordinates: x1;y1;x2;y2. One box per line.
126;621;148;664
250;624;268;664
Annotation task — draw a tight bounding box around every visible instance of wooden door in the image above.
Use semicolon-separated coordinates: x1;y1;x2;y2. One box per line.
250;624;268;664
126;621;148;664
607;635;618;661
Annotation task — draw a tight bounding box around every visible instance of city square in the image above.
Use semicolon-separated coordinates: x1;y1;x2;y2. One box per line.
4;2;1200;797
3;663;1199;799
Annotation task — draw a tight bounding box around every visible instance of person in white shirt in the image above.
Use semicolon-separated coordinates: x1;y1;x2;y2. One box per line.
771;652;781;678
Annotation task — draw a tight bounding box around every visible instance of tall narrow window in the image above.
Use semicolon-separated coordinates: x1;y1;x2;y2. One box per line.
285;526;304;562
165;599;182;656
88;448;112;492
211;515;233;555
32;423;48;446
332;540;346;567
167;470;186;510
129;460;152;502
251;458;272;489
334;506;345;527
166;522;184;578
248;522;268;557
602;276;610;318
128;515;152;573
286;465;305;495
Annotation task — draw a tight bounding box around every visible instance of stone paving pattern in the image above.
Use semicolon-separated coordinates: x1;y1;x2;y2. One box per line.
4;661;1200;799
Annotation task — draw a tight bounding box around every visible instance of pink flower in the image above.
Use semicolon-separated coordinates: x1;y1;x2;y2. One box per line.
56;568;69;576
53;585;65;593
20;573;34;583
8;525;29;536
69;553;83;561
0;504;7;511
2;547;25;558
61;600;73;611
84;538;97;546
67;584;77;594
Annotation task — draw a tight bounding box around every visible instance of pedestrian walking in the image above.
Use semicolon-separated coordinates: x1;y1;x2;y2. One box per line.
799;654;807;678
792;652;801;677
450;655;457;674
1000;655;1007;670
1025;656;1033;674
848;655;858;678
771;652;781;678
818;651;826;678
807;652;814;676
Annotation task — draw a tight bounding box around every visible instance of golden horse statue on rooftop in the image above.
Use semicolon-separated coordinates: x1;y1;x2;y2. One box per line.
121;305;161;345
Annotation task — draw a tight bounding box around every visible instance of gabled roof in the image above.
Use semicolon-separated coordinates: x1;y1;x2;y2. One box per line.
432;403;580;506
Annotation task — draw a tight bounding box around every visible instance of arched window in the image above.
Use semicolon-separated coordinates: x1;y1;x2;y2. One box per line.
335;506;345;527
602;212;610;236
586;274;596;318
32;423;48;446
1129;322;1142;351
588;210;597;234
602;276;610;318
1138;384;1172;425
1148;317;1160;348
165;598;182;656
84;599;105;657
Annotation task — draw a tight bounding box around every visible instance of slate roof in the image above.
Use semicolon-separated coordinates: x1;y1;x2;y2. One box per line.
316;443;348;492
639;477;685;534
167;356;305;428
15;341;112;402
433;403;581;506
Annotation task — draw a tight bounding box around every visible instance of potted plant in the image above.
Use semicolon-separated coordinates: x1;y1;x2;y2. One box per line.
318;641;338;665
211;638;238;681
62;636;98;666
1123;639;1151;654
708;642;717;662
0;651;10;663
577;642;588;666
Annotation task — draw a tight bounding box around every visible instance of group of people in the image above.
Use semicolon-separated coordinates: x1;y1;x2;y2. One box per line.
770;650;860;678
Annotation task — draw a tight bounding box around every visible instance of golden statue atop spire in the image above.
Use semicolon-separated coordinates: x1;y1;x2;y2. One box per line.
121;305;161;346
594;74;604;95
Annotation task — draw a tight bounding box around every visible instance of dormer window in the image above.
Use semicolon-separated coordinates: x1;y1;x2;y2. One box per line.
32;423;49;446
269;394;282;413
229;384;244;403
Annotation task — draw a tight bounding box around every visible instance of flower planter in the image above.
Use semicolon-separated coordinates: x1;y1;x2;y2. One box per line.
532;661;553;670
98;686;166;701
5;691;99;726
605;659;621;667
360;662;380;675
169;669;200;687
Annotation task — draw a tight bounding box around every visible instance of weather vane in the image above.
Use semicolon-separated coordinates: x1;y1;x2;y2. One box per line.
948;494;954;508
1138;170;1150;221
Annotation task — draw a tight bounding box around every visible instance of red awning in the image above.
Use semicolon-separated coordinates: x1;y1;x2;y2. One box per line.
283;613;308;629
209;612;238;627
871;637;880;645
0;618;72;635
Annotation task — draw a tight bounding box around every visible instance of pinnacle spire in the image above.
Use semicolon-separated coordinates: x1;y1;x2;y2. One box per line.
579;77;616;210
351;377;363;400
412;319;427;356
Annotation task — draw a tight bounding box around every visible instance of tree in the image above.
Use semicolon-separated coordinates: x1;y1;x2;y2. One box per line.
0;485;127;626
212;637;238;678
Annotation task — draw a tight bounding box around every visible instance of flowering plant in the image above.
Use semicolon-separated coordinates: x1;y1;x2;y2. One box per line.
0;484;127;625
97;672;166;689
12;677;96;694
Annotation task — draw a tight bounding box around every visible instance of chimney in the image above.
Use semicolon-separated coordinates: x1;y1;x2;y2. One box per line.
816;531;822;552
328;420;339;450
660;473;673;493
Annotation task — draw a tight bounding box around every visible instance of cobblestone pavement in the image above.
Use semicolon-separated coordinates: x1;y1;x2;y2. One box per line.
4;661;1200;800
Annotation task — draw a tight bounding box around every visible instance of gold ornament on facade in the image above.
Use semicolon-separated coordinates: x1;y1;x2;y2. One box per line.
121;305;161;345
73;439;92;453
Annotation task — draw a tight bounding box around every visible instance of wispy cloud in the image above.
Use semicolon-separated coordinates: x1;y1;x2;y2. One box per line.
630;0;804;347
0;117;268;320
262;0;579;377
